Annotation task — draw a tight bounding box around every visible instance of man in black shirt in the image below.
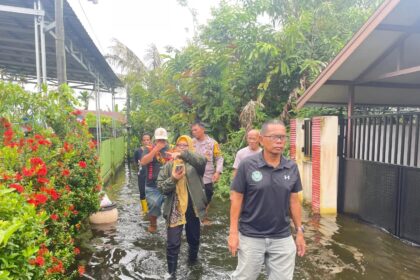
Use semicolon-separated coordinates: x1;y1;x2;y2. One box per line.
228;119;306;280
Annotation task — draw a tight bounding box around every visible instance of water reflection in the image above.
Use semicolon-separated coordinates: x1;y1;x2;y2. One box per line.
77;165;420;279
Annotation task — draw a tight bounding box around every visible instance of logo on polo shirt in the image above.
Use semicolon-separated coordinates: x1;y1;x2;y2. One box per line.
284;175;290;180
251;171;263;182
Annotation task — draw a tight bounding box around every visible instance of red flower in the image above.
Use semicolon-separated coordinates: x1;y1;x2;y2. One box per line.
65;185;71;192
74;247;80;255
22;167;34;177
2;174;11;180
29;256;45;266
30;157;45;167
68;204;75;211
38;244;49;256
72;210;79;215
78;161;87;168
40;187;61;200
63;142;72;152
2;120;11;128
30;145;39;152
49;189;60;201
38;139;51;145
37;166;48;176
62;169;70;177
3;128;13;140
78;265;85;275
50;213;59;221
71;109;82;115
37;177;49;184
28;193;48;206
15;173;23;181
10;183;24;193
89;140;97;149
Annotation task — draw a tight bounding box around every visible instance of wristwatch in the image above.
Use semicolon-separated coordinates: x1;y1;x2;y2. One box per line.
296;225;305;234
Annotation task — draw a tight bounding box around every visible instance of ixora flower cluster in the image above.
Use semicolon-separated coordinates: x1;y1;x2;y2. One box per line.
0;110;101;279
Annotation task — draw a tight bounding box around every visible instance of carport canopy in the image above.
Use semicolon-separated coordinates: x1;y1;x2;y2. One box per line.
297;0;420;109
0;0;120;91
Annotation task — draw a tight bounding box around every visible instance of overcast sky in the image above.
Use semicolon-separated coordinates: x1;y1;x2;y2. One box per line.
67;0;219;60
66;0;219;110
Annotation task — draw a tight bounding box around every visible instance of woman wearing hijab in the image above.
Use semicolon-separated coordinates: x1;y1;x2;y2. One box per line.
157;135;208;279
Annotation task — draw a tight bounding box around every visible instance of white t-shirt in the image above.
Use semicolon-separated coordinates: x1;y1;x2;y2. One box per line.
233;146;262;169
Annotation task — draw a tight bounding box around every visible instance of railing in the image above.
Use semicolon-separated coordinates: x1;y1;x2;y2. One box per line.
340;112;420;168
100;136;126;183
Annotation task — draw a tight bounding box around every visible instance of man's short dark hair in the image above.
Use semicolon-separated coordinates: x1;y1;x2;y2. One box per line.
191;122;205;129
142;133;152;138
260;119;286;135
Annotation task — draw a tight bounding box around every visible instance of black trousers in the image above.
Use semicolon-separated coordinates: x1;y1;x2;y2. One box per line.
204;183;214;204
137;173;146;200
166;199;200;262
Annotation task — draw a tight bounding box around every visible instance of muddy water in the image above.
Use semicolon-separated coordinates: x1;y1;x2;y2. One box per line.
77;165;420;279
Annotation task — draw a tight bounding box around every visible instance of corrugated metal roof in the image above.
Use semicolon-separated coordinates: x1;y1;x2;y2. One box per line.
0;0;120;91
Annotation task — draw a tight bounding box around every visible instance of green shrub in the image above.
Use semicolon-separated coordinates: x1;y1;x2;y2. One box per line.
0;187;47;280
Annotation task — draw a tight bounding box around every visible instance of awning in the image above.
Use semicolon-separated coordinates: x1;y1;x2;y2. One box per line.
297;0;420;108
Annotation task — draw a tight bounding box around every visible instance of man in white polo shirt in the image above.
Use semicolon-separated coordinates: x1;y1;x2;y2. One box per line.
232;129;261;178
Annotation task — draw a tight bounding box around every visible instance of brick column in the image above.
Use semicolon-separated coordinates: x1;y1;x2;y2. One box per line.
290;119;296;160
311;117;321;213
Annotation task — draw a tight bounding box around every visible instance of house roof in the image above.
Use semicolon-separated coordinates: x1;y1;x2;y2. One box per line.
0;0;120;91
297;0;420;108
81;110;127;124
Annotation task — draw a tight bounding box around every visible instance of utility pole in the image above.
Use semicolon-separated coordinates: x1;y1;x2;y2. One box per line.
126;87;131;163
55;0;67;84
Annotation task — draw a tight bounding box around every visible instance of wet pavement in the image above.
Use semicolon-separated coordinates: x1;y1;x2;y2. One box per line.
77;165;420;279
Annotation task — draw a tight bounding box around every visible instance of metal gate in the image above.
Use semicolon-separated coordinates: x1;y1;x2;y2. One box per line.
338;112;420;244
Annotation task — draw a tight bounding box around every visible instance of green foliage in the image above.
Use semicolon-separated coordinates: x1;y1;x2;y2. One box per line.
0;82;101;279
0;187;47;280
216;128;246;198
108;0;382;195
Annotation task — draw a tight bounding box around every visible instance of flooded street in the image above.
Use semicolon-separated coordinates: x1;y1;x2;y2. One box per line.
77;165;420;279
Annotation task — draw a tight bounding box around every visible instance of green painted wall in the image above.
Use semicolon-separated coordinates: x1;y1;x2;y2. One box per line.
99;137;125;182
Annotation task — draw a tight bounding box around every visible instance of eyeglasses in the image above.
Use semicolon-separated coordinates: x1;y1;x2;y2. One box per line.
262;135;288;142
176;144;189;148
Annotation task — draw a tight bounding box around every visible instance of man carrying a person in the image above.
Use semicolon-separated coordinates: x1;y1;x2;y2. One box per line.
228;119;306;280
232;129;261;178
191;122;223;225
140;127;172;233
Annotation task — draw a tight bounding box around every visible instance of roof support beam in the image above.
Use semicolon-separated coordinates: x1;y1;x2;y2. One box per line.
325;80;420;89
0;4;45;16
347;86;355;158
376;23;420;33
371;65;420;81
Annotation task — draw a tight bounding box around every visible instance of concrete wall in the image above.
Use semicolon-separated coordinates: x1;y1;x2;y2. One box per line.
292;116;339;215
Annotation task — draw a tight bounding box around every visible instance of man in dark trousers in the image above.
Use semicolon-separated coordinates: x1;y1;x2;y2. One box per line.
228;119;306;280
191;122;223;225
134;133;151;216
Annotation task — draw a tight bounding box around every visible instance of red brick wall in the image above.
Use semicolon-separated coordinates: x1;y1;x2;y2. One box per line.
290;119;296;160
312;117;321;213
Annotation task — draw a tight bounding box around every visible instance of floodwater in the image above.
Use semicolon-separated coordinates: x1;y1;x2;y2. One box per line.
77;165;420;280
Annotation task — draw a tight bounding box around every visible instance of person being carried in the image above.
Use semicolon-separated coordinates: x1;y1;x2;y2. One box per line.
232;129;261;178
157;135;207;279
134;133;152;216
191;122;223;225
228;119;306;280
140;127;172;233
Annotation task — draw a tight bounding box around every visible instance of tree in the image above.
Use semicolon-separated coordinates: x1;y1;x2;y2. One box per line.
78;90;93;110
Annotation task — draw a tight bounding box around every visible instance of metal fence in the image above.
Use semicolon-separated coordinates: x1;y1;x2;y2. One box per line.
338;112;420;244
341;112;420;167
